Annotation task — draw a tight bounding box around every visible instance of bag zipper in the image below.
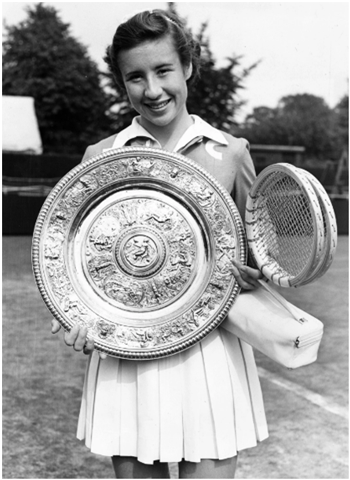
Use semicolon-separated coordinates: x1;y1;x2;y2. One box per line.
294;330;323;348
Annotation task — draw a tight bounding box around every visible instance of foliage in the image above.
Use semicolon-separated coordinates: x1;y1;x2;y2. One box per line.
100;73;135;134
238;93;348;160
187;24;258;131
2;3;111;154
332;94;349;152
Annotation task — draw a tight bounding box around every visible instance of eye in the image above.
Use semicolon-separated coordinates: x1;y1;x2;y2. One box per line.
125;74;143;83
158;68;171;77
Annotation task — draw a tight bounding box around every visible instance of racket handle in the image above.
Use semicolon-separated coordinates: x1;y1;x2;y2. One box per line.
258;280;307;324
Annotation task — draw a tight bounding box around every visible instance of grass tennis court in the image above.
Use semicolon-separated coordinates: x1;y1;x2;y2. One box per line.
2;235;348;479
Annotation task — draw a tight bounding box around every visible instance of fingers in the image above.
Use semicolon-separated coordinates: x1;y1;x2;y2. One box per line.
51;319;61;334
75;326;88;352
83;337;95;356
64;324;87;351
83;338;107;360
231;266;256;289
53;319;107;359
232;260;263;290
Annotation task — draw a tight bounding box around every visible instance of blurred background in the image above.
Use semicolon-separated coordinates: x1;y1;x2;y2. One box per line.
2;2;349;479
2;1;348;234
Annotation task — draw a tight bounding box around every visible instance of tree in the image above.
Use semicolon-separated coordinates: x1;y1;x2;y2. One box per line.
332;94;349;156
239;94;339;160
100;72;135;134
238;106;283;145
276;94;335;158
187;24;258;131
2;3;111;154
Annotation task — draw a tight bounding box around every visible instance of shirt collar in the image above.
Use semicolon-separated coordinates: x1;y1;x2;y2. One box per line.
111;117;156;149
110;115;228;152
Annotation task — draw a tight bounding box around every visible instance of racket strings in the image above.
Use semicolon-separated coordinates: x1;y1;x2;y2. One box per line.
246;164;335;287
253;173;316;278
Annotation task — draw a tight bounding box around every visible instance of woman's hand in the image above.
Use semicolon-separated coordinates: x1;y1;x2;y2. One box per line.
231;259;263;290
51;319;107;359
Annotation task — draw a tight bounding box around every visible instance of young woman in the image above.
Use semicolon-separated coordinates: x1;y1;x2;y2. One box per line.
52;9;268;479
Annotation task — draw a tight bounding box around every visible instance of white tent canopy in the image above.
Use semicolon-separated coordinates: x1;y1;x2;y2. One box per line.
2;95;43;154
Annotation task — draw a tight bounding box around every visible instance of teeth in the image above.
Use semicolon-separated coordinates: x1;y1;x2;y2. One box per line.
148;100;170;110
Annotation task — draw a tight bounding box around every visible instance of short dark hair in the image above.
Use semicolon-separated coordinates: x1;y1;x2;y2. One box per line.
104;9;201;91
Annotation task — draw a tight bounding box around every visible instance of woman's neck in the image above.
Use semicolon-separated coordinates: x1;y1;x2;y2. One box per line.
140;108;193;152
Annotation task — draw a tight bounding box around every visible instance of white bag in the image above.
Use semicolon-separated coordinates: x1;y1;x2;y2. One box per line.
222;285;324;369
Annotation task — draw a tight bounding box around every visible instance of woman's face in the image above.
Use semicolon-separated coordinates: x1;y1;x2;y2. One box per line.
118;35;192;132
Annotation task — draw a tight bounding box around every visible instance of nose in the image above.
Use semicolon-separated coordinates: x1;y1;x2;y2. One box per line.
144;76;162;99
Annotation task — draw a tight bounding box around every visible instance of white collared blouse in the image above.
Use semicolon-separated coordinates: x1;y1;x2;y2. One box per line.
82;115;255;220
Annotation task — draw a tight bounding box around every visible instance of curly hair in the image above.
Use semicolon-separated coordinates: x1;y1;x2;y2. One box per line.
104;9;201;91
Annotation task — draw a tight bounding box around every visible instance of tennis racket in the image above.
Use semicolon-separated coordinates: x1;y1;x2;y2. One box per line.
245;163;325;288
296;168;338;284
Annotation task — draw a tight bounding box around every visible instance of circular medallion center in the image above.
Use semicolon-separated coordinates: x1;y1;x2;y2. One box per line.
124;234;158;268
115;228;166;278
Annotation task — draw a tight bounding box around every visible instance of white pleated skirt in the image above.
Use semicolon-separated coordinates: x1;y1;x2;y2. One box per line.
77;327;268;465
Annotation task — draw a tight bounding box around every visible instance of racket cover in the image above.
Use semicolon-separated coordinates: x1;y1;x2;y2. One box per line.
222;287;324;369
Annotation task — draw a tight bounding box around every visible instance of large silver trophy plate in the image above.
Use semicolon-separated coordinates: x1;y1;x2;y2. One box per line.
32;147;246;360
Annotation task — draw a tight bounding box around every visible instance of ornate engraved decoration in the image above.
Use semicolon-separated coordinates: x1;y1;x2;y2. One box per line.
32;147;246;359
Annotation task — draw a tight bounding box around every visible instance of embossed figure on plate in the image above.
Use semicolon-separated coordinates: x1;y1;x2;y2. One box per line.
124;235;158;267
85;197;197;310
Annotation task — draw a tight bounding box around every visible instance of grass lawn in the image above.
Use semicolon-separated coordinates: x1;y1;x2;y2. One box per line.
3;237;115;479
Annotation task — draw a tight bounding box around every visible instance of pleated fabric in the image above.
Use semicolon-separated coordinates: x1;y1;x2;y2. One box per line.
77;327;268;464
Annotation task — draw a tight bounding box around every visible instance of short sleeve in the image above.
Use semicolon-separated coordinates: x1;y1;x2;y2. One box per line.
231;139;256;222
81;145;97;162
80;134;117;163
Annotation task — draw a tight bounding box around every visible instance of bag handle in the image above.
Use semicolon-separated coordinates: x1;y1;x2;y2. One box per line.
258;280;307;324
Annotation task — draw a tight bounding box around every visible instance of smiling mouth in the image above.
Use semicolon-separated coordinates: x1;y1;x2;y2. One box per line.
146;99;171;111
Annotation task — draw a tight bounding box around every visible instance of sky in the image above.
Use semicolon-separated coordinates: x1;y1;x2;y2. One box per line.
2;1;349;120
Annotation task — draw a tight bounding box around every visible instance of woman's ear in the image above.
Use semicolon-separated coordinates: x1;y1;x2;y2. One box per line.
184;63;193;81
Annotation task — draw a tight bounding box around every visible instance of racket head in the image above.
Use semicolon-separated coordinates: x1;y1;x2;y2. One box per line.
297;169;338;284
245;163;324;287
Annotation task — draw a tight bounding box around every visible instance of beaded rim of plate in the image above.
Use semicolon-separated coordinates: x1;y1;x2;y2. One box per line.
32;146;247;360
